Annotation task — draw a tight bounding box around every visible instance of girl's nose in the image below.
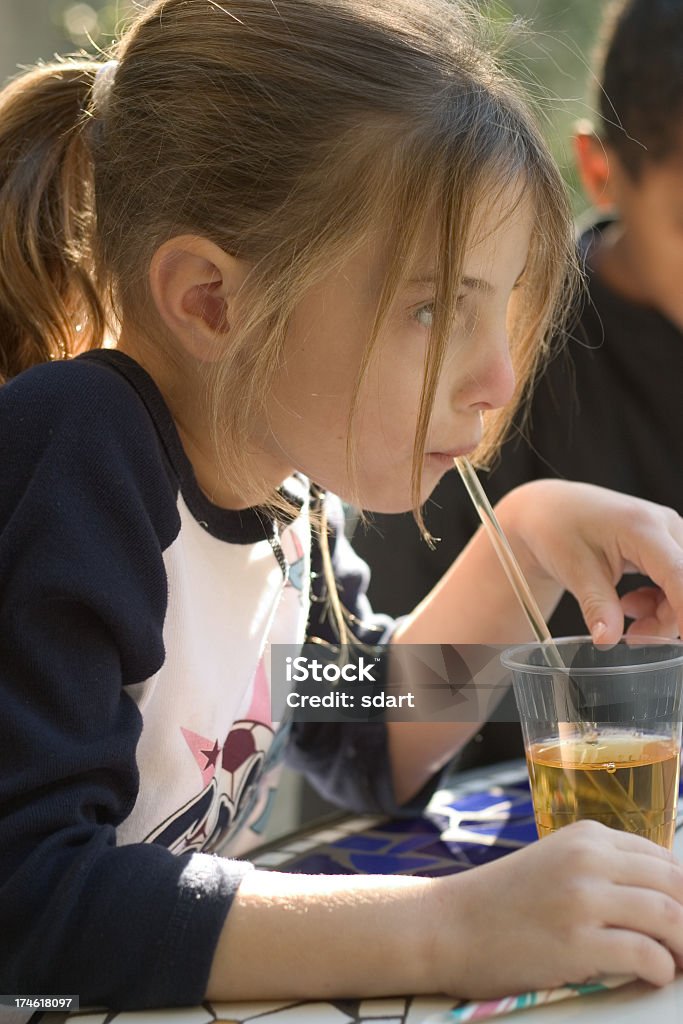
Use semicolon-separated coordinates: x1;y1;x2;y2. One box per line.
460;338;516;412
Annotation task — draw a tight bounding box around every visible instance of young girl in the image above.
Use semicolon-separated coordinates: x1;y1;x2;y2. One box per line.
2;0;683;1011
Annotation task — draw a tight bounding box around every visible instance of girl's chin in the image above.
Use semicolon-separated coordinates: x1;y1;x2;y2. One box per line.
352;467;451;515
424;452;458;470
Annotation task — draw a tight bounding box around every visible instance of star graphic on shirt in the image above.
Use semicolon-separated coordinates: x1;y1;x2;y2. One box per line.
181;727;222;786
201;740;221;771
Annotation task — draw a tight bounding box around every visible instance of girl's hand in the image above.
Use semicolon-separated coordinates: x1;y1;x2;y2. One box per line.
499;480;683;644
431;820;683;999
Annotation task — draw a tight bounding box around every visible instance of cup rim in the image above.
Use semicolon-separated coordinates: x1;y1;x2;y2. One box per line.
500;634;683;676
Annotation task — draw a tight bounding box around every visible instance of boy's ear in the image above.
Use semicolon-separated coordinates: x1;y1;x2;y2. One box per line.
573;124;616;211
149;235;250;362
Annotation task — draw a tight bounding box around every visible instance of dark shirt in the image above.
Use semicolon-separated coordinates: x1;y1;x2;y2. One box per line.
0;349;413;1009
353;220;683;767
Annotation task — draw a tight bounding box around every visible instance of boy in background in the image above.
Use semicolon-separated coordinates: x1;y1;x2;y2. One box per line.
353;0;683;767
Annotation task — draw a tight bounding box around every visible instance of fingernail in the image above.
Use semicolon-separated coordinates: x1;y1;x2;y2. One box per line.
592;621;608;643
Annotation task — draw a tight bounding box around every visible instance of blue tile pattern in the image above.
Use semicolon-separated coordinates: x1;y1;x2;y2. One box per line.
256;771;537;877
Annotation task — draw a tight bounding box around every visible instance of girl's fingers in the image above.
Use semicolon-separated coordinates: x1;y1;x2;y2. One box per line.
656;595;678;629
621;587;678;637
569;555;625;644
625;616;679;639
574;534;683;642
612;852;683;901
601;827;677;861
591;929;676;988
594;886;683;962
621;587;662;620
578;833;683;972
623;523;683;636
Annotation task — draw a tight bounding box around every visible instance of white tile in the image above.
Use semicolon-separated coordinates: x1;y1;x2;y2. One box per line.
64;1017;108;1024
210;1001;297;1020
114;1008;213;1024
0;1012;34;1024
333;819;367;833
210;1003;305;1019
246;1003;354;1023
405;996;459;1024
358;998;408;1016
276;839;319;853
305;829;347;843
359;1019;402;1023
251;851;294;867
335;817;383;834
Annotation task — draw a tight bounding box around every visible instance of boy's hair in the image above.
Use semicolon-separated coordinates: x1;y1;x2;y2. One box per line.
0;0;574;523
596;0;683;178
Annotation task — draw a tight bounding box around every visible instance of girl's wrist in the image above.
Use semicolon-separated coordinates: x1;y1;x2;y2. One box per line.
493;481;566;604
493;482;547;577
424;871;481;998
412;876;451;994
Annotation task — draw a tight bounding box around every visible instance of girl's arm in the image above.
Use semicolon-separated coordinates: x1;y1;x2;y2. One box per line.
395;478;683;645
387;479;683;802
206;820;683;1000
0;360;249;1009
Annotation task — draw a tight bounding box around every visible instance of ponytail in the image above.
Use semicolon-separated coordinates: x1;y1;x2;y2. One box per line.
0;59;105;384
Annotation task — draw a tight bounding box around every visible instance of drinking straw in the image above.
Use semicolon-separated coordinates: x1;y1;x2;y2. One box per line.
455;457;646;832
454;457;565;670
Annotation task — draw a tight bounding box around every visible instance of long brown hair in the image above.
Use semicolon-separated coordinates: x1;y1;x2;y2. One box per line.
0;0;575;637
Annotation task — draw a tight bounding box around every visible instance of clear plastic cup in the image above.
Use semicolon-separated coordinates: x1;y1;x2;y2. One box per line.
501;636;683;848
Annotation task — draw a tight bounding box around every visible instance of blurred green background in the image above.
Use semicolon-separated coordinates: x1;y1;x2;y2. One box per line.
0;0;609;212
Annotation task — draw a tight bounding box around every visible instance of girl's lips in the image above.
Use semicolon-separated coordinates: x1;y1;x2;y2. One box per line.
425;449;476;468
426;444;479;460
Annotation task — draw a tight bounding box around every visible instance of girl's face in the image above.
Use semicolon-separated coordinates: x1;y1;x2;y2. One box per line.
260;188;533;512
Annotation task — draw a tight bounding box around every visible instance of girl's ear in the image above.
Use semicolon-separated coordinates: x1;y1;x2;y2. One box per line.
149;235;250;362
572;123;616;211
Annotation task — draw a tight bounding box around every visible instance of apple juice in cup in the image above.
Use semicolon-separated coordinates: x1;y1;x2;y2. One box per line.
502;637;683;849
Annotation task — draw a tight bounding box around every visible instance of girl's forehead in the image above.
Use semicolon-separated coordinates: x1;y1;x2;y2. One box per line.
328;180;532;298
409;187;533;272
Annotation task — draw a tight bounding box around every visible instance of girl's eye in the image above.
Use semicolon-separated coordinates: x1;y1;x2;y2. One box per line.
414;304;434;329
413;295;467;330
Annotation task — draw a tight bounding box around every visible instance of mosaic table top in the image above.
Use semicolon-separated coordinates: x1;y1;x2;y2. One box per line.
43;761;681;1024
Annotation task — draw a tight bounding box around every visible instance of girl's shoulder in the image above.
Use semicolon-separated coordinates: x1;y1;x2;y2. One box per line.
0;348;158;450
0;349;180;544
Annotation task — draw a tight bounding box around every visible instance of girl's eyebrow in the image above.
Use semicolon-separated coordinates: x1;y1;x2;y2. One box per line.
407;273;494;294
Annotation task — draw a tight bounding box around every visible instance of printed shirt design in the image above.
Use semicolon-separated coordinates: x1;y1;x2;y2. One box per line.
144;661;274;855
118;494;311;858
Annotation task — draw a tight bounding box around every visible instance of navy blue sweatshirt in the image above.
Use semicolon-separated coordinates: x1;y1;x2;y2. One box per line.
0;349;404;1009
